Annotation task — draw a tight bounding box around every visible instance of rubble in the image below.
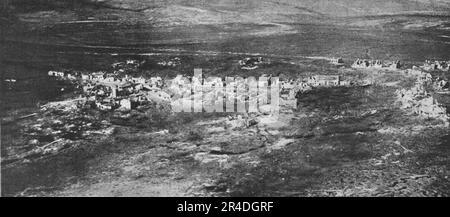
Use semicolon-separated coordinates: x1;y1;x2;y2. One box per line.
433;77;449;92
157;57;181;67
389;60;402;70
225;115;247;129
352;59;383;69
307;75;341;87
112;59;144;72
238;57;269;70
48;61;362;115
280;75;354;101
421;60;450;71
48;62;168;112
352;59;402;70
330;58;344;65
396;71;449;126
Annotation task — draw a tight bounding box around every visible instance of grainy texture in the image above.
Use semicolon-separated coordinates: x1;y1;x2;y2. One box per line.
1;0;450;197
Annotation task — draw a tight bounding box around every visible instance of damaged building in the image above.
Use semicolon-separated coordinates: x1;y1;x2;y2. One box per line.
421;60;450;71
48;64;169;112
330;58;344;65
351;59;402;70
307;75;341;87
238;57;268;70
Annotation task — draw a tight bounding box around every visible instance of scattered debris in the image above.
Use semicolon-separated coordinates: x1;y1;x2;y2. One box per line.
352;59;402;69
48;61;168;112
157;57;181;67
330;57;344;65
396;71;449;126
421;60;450;71
238;57;269;70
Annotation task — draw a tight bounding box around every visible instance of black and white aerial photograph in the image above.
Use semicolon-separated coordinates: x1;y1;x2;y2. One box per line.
1;0;450;198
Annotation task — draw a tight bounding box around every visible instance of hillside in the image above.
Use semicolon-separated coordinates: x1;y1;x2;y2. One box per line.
4;0;450;22
2;0;450;198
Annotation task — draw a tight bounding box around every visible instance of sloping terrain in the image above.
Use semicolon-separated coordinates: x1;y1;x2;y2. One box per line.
2;65;449;197
4;0;450;24
1;0;450;197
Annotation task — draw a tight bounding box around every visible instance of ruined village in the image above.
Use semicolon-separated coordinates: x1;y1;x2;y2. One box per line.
3;52;450;197
18;57;445;169
46;57;450;114
2;0;450;198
